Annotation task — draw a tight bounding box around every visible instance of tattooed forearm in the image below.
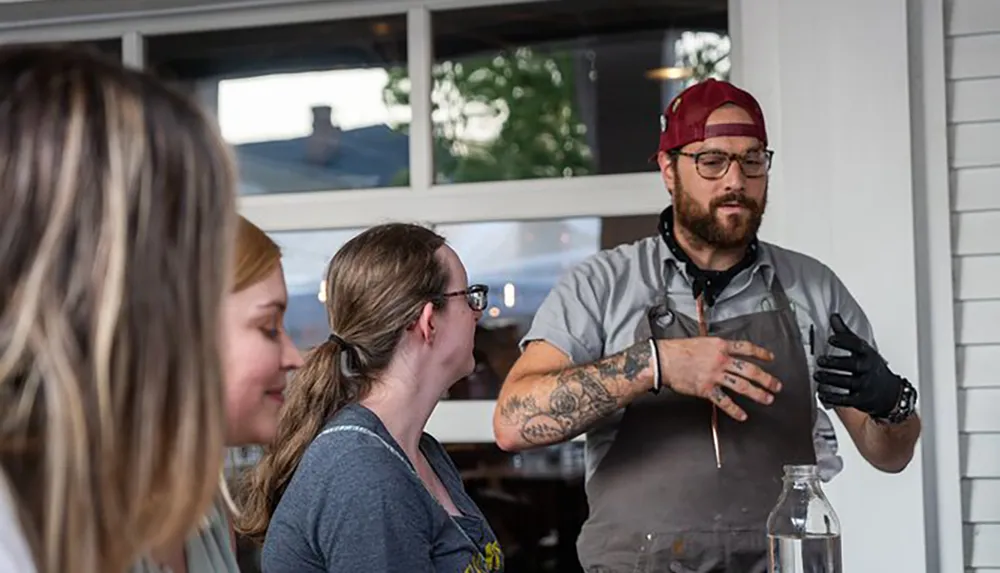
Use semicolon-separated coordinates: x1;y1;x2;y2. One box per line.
509;369;617;446
497;341;653;447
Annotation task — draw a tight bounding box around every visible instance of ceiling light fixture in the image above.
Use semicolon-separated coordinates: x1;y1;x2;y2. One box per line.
645;66;694;81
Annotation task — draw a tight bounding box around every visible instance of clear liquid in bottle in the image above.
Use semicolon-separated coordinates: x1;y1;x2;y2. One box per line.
768;533;843;573
766;464;842;573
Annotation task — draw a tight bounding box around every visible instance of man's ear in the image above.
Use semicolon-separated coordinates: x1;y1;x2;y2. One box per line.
658;151;676;195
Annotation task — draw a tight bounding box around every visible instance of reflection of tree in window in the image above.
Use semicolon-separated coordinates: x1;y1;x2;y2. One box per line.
384;46;595;184
674;31;731;86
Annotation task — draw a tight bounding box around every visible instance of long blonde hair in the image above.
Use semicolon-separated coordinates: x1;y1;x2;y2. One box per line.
0;44;236;573
237;223;449;543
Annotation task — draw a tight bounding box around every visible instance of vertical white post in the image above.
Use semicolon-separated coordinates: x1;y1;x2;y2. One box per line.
407;7;434;192
122;30;145;70
907;0;965;570
726;0;742;85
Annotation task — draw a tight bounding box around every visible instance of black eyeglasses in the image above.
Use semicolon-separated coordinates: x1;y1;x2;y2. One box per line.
438;284;489;312
673;149;774;180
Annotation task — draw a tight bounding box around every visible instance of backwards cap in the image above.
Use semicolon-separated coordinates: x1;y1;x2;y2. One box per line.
655;78;767;155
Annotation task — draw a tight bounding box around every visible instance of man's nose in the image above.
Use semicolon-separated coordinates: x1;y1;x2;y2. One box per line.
722;157;747;191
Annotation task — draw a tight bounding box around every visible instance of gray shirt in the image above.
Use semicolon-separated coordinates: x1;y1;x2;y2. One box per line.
261;403;504;573
131;498;239;573
521;235;879;483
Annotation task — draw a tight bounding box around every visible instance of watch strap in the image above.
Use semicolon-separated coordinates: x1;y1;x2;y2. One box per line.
874;377;917;425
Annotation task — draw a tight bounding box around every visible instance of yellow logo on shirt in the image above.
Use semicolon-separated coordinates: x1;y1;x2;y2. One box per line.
464;541;503;572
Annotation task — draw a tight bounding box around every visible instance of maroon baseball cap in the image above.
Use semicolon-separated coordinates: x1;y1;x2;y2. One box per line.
654;78;767;156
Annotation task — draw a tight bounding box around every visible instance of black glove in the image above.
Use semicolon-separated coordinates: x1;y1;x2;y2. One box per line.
813;313;906;419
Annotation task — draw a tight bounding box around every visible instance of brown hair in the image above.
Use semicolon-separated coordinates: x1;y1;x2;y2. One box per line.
233;216;281;293
237;223;449;542
0;44;236;573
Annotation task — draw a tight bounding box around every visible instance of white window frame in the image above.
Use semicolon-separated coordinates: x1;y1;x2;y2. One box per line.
0;0;714;440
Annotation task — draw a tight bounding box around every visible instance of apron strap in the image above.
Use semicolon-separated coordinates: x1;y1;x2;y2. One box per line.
695;294;723;470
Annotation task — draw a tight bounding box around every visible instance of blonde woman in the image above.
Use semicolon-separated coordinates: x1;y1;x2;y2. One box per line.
135;216;303;573
0;44;236;573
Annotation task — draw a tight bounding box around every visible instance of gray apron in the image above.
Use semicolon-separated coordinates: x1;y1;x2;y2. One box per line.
577;275;816;573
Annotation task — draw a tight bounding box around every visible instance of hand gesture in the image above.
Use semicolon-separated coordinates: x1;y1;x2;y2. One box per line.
814;313;903;418
656;337;782;421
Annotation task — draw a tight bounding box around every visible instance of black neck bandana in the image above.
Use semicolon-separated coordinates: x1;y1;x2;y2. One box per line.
657;205;759;307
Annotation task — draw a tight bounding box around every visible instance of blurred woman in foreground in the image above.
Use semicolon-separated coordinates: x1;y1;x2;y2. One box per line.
0;44;236;573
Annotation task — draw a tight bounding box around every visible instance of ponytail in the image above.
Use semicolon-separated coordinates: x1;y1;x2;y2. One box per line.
236;338;372;543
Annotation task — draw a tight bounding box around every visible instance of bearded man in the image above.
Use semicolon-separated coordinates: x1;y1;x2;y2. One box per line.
492;79;922;572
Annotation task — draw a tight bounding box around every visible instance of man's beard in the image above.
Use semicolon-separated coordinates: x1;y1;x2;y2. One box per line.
672;173;766;249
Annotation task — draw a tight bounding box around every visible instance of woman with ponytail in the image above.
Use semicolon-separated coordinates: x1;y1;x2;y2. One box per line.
238;223;504;573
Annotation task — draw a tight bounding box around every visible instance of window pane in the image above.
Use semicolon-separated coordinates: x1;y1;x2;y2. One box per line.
440;215;658;400
425;0;729;184
273;227;366;348
146;17;410;195
270;215;659;400
438;218;599;400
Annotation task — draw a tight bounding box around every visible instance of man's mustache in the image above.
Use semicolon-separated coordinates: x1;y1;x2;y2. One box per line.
710;193;760;212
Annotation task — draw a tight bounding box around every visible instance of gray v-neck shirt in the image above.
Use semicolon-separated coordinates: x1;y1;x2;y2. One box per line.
261;403;503;573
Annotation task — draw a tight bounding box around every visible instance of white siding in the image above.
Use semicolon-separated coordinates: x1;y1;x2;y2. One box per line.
947;0;1000;569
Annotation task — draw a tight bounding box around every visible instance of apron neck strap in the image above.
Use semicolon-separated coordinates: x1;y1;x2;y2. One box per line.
768;270;792;311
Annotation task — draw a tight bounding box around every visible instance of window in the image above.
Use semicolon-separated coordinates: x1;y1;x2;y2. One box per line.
438;217;602;399
271;214;659;400
145;16;410;195
424;0;730;185
273;227;365;348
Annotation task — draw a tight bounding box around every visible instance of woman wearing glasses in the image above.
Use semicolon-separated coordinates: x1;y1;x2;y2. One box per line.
239;223;503;573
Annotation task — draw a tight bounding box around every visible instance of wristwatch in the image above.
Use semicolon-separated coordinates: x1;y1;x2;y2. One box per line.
874;377;917;425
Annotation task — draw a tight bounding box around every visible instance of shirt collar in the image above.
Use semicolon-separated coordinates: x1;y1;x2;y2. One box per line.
655;212;775;292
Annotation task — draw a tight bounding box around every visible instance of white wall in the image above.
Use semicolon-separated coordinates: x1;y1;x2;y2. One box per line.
944;0;1000;570
734;1;930;572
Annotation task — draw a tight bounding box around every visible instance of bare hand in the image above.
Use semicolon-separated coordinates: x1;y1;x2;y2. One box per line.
656;337;782;421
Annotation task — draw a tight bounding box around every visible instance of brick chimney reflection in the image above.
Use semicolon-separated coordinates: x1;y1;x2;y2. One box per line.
305;105;342;165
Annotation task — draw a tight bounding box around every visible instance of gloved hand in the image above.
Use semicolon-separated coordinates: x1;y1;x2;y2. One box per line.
812;313;904;418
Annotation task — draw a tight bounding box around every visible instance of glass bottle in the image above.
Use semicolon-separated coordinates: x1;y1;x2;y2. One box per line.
766;464;843;573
